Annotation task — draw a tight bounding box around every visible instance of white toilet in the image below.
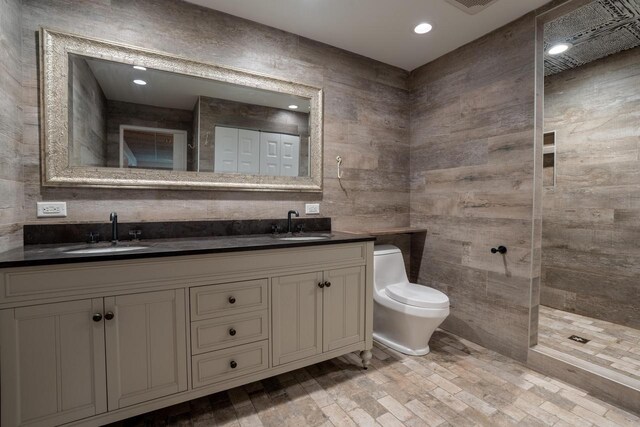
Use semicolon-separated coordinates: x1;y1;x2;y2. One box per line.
373;245;450;356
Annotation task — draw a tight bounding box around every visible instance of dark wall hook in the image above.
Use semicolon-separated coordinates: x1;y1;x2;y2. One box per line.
491;246;507;254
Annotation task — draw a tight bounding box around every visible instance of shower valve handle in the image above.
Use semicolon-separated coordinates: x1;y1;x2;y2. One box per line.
491;246;507;254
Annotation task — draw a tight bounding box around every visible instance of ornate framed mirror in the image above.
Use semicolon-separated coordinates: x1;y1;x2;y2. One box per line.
40;28;323;192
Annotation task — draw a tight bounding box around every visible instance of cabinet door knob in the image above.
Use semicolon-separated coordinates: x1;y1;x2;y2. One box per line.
104;311;114;320
92;313;103;322
317;282;325;288
228;296;236;304
230;360;237;369
229;328;236;336
324;281;331;288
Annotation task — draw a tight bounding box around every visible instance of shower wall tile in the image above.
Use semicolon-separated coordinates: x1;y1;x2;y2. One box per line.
541;46;640;329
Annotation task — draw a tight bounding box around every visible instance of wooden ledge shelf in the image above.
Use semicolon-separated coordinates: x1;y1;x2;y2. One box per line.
338;227;428;236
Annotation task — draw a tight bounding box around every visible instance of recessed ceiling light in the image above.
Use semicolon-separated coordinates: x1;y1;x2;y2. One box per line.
414;23;433;34
133;79;147;85
288;104;299;109
548;43;571;55
133;65;147;71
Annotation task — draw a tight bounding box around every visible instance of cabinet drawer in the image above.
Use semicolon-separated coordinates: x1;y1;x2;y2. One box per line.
192;340;269;388
191;310;268;354
190;279;267;321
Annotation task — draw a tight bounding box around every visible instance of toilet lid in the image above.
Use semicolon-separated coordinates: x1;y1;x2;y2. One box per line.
385;283;449;309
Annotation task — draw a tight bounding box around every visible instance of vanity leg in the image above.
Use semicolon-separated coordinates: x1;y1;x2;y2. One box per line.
360;349;372;370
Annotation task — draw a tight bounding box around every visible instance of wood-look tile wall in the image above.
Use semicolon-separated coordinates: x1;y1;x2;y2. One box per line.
19;0;410;232
0;0;24;252
541;46;640;329
408;15;538;362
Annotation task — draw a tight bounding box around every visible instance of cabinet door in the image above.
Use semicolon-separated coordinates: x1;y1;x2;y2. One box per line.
0;299;107;427
272;271;323;366
323;266;366;352
105;289;188;410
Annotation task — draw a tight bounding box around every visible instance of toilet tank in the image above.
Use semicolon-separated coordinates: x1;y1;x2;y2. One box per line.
373;245;409;291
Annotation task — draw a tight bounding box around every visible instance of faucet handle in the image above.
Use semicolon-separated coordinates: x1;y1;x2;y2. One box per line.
295;223;305;234
271;224;282;234
128;230;142;241
87;232;100;244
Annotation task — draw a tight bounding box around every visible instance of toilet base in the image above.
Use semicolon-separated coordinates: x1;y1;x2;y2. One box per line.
373;332;430;356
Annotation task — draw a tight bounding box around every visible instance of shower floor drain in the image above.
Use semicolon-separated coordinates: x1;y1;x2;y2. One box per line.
568;335;590;344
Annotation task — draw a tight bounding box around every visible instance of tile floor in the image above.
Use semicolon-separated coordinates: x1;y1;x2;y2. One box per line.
111;330;640;427
538;306;640;383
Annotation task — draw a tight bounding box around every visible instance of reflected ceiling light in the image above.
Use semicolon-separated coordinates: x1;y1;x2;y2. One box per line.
414;23;433;34
133;65;147;71
548;43;571;55
133;79;147;85
288;104;299;109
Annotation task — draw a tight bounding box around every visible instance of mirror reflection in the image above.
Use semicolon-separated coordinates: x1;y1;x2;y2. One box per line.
68;53;311;177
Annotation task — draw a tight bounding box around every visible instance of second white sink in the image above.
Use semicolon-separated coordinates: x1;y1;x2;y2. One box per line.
64;246;148;254
277;235;331;241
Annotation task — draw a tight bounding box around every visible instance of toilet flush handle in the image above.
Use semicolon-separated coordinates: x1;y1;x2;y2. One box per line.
491;246;507;254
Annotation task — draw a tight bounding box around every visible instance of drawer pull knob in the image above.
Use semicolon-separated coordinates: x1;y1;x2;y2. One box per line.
229;328;236;336
92;313;103;322
324;281;331;288
104;311;114;320
318;282;325;288
230;360;237;369
228;296;236;304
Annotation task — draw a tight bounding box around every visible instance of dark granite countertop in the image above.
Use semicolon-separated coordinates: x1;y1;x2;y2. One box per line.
0;232;375;268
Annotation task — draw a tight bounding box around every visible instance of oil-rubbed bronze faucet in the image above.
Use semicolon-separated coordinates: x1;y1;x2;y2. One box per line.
110;212;118;244
287;210;299;234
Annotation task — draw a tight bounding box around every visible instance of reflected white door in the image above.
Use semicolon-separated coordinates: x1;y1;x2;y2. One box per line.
280;134;300;177
260;132;281;176
214;127;239;173
238;129;260;175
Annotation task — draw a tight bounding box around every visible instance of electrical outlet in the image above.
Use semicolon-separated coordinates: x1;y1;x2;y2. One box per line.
305;203;320;215
37;202;67;218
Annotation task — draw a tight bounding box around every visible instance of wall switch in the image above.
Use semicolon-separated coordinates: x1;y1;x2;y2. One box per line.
37;202;67;218
305;203;320;215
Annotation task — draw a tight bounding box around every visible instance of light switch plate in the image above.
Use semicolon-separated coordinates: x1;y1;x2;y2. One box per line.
305;203;320;215
37;202;67;218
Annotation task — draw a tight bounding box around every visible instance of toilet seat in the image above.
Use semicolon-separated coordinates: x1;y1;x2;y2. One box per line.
385;283;449;309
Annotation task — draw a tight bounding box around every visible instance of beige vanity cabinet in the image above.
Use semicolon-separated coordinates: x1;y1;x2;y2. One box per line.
0;289;187;427
0;241;373;426
272;266;365;366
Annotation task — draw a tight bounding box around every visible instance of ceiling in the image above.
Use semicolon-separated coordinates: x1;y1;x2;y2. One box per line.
82;55;311;111
544;0;640;75
185;0;551;71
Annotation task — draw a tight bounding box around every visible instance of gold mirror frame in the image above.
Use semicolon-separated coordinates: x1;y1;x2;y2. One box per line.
40;28;323;192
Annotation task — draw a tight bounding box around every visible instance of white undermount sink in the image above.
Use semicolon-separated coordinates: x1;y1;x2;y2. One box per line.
64;246;148;254
277;235;331;241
